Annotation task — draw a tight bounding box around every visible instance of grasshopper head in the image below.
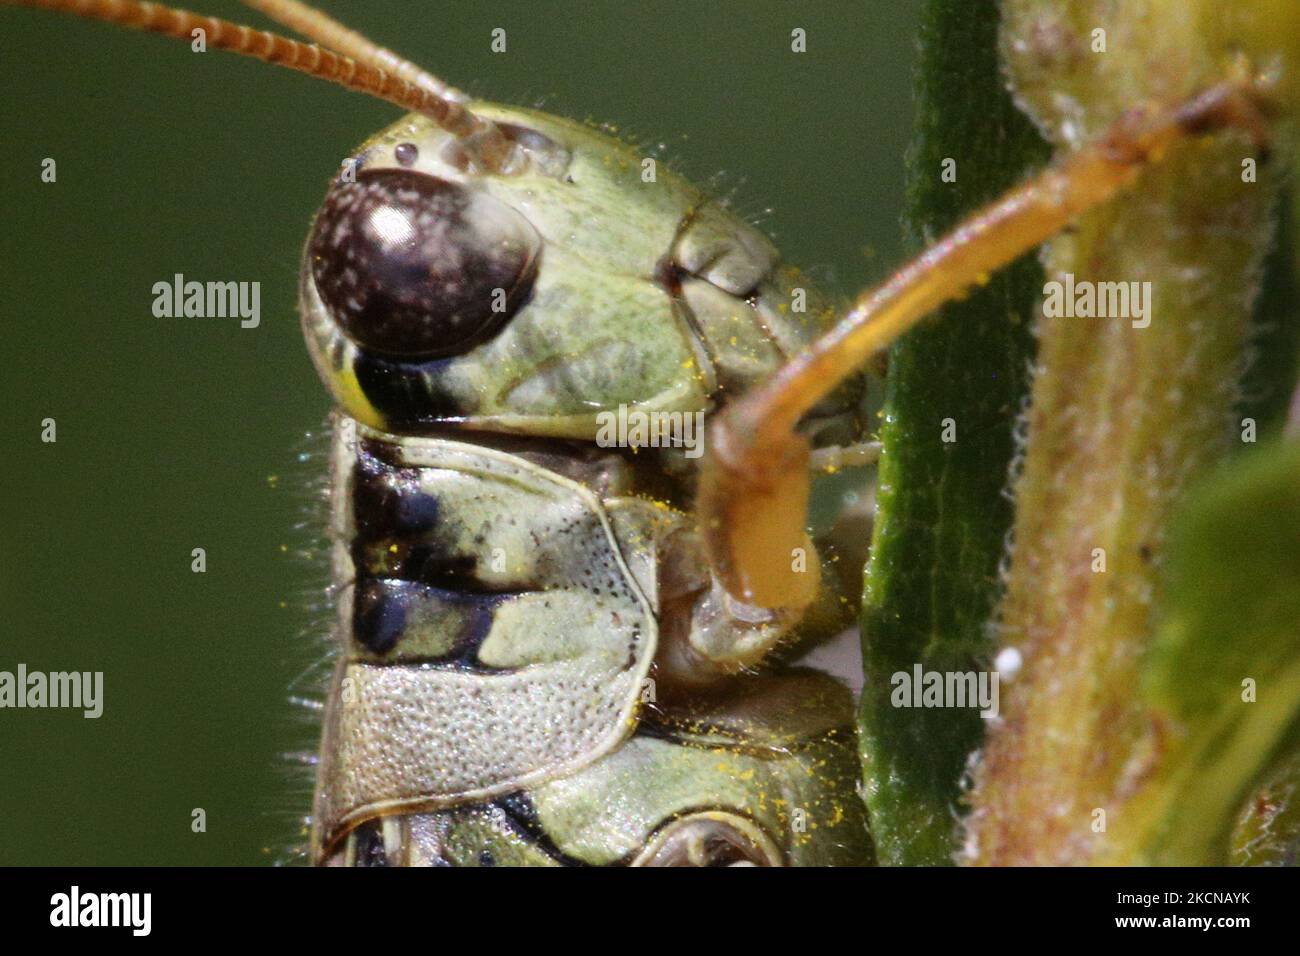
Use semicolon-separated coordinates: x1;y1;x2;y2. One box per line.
300;104;850;439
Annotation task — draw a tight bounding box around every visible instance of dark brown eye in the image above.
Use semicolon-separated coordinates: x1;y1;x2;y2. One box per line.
309;169;540;359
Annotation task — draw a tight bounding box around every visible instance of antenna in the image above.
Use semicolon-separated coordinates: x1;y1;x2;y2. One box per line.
7;0;523;173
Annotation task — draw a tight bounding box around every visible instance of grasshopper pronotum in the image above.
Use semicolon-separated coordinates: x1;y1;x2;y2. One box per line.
5;0;1283;866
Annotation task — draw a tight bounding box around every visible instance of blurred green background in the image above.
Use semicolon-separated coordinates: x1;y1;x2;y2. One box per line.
0;0;919;864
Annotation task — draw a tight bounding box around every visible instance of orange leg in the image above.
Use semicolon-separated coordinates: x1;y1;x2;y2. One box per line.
698;77;1274;610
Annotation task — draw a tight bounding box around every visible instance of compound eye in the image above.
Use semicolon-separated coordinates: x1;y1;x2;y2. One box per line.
309;169;540;359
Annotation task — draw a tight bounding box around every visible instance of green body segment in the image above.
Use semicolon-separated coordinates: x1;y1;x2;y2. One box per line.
312;418;870;866
314;417;658;839
303;104;872;866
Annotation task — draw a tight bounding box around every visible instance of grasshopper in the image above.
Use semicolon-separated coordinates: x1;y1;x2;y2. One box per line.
7;0;1281;866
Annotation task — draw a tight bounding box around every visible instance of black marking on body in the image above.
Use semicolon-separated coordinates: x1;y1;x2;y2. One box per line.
390;547;490;592
350;820;392;867
352;352;467;427
352;579;506;666
348;440;542;666
352;442;441;539
352;582;407;654
494;793;593;867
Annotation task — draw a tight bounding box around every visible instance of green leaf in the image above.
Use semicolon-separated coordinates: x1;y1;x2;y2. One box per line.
1121;441;1300;864
857;0;1048;865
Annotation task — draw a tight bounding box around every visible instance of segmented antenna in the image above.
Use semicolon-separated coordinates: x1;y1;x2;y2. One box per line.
239;1;466;108
7;0;522;173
